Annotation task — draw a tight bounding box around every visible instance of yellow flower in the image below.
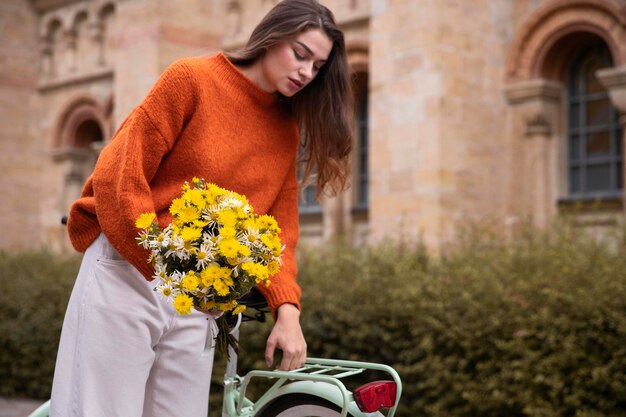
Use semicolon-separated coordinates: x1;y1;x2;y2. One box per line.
205;183;227;204
260;234;274;249
182;272;200;291
193;219;208;228
271;236;282;256
212;273;234;297
242;218;256;230
219;226;236;239
241;262;269;281
257;215;280;232
238;244;251;257
199;300;216;311
201;266;217;286
135;212;156;229
236;208;247;219
218;273;233;287
217;300;237;312
169;198;186;217
218;210;238;227
181;226;202;242
173;294;193;315
214;279;230;296
182;188;206;210
267;261;280;275
201;265;231;287
218;237;240;258
178;206;201;223
256;264;269;280
232;304;247;315
212;270;234;296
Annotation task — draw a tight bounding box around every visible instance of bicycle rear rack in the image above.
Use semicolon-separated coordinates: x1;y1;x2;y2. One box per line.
234;357;402;417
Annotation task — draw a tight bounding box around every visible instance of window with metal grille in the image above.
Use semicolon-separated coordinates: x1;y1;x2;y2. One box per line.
354;73;369;209
567;42;622;198
297;145;321;214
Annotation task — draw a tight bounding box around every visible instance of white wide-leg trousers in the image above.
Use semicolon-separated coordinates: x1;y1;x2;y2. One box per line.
50;233;217;417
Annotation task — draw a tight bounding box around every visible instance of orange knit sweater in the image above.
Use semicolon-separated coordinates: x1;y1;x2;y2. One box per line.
67;52;301;312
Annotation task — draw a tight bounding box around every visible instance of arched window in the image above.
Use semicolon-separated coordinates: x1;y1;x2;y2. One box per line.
567;42;622;198
75;119;103;148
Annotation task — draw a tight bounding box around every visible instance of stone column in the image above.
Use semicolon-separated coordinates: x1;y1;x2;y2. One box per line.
39;36;53;79
64;29;77;73
505;79;563;227
322;195;341;241
88;21;105;67
50;148;93;251
597;66;626;214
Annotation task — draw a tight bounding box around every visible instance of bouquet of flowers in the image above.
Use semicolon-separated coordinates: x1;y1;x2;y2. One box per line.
135;177;283;353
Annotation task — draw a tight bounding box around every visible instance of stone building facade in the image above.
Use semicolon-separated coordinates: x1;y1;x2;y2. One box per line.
1;0;624;254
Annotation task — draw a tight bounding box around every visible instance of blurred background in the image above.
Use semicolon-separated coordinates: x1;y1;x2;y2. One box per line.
0;0;625;416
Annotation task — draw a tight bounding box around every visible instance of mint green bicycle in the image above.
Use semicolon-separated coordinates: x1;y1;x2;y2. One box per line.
29;289;402;417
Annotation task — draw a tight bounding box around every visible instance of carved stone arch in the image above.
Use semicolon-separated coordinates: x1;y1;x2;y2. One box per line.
52;94;110;225
98;2;116;18
71;8;90;30
67;9;90;72
505;0;626;82
39;16;63;77
54;94;109;150
41;15;63;39
45;17;66;77
43;10;74;36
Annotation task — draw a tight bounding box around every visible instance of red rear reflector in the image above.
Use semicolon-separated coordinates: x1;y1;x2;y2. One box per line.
354;380;397;412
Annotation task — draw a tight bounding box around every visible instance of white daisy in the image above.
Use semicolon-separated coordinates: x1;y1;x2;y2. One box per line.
155;280;179;300
195;242;214;269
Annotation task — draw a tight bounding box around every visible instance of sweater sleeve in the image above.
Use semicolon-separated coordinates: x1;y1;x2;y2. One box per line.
90;60;198;280
257;156;302;313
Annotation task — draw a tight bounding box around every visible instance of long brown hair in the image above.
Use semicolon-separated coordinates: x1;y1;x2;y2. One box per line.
226;0;353;198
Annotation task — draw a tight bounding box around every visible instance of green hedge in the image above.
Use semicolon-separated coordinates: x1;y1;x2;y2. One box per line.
292;223;626;417
0;250;80;398
2;222;625;417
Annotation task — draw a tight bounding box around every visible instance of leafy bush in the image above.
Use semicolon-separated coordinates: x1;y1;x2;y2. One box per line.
2;221;625;417
292;222;626;417
0;250;80;398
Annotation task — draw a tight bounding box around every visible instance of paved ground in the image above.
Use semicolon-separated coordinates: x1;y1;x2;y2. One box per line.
0;398;46;417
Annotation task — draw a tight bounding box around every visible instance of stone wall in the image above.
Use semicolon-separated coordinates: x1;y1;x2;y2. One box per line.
0;0;624;253
0;0;41;249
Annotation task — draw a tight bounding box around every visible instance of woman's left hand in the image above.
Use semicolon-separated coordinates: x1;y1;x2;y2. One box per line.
265;303;307;371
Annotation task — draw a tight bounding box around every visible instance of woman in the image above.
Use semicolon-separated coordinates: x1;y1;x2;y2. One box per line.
49;0;353;416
